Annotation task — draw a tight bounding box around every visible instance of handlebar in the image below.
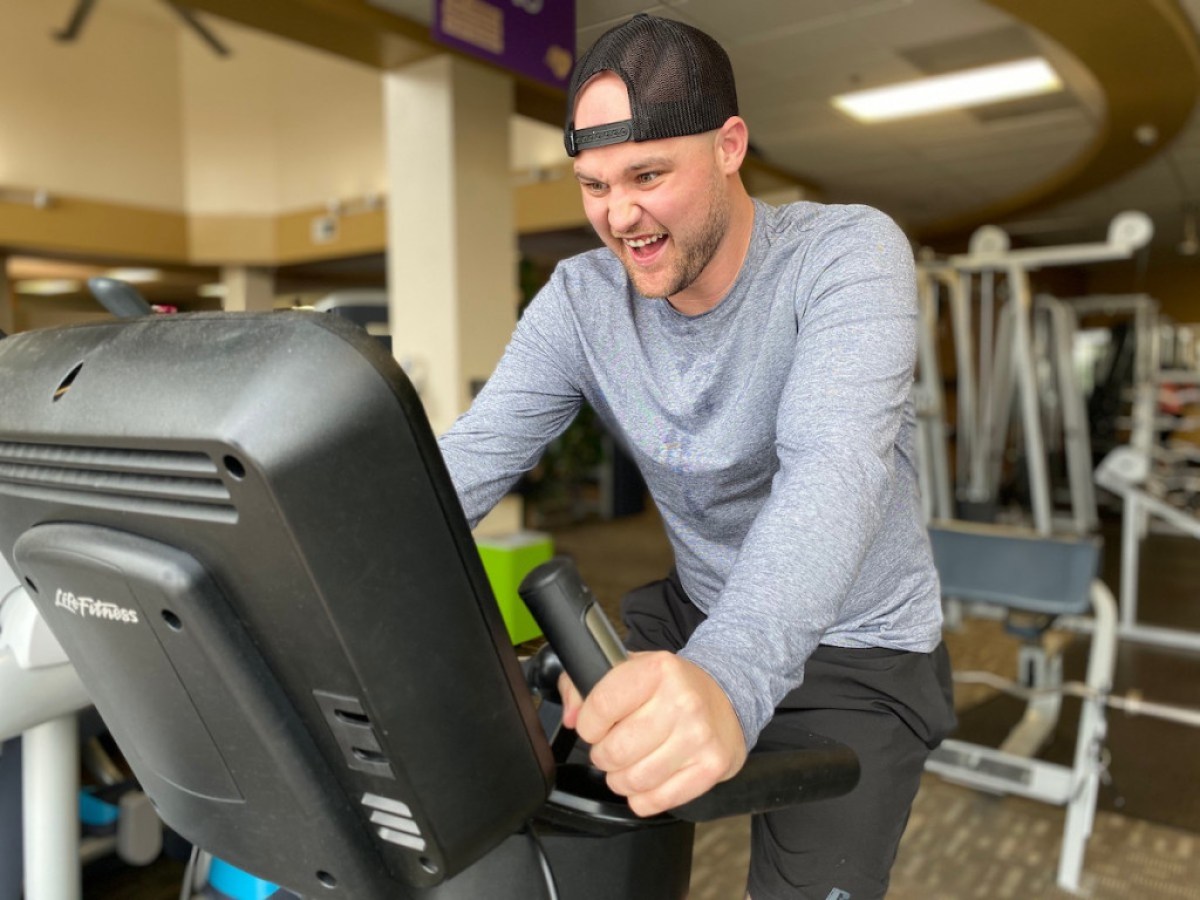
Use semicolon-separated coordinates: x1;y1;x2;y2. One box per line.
519;557;625;695
87;277;154;319
518;557;860;822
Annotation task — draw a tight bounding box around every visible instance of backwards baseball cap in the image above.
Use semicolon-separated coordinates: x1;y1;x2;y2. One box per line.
564;14;739;157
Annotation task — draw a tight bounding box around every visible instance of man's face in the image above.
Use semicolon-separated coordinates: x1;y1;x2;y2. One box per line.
571;73;730;301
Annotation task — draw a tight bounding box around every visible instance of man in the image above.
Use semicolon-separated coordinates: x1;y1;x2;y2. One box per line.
437;13;955;900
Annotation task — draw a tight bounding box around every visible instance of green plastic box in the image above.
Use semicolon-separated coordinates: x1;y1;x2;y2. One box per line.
476;531;553;645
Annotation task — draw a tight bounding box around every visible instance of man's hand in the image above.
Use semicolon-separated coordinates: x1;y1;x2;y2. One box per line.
558;652;748;817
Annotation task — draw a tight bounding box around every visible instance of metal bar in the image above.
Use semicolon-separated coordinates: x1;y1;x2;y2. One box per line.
926;741;1074;804
949;271;981;501
1046;300;1098;532
1056;581;1116;892
1009;266;1052;533
950;211;1153;271
986;303;1015;506
24;715;81;900
980;270;995;460
1120;492;1141;630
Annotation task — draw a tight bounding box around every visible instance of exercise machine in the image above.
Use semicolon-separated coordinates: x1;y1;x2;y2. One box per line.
923;520;1117;893
0;311;859;899
1096;446;1200;652
918;212;1152;534
1070;294;1160;464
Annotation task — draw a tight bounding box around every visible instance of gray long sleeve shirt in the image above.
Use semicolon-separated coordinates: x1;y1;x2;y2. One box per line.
438;200;943;744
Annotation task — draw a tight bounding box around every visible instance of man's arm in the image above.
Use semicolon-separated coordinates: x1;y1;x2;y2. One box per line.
438;269;586;526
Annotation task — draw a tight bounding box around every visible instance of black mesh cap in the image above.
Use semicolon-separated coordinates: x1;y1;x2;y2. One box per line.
564;14;738;157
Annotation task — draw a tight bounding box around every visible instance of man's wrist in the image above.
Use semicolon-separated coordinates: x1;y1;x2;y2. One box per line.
677;647;760;747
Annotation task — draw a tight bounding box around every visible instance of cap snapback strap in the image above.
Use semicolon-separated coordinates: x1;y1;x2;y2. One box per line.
565;119;634;157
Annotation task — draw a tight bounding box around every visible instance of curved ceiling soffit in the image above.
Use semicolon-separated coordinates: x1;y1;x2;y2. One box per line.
918;0;1200;244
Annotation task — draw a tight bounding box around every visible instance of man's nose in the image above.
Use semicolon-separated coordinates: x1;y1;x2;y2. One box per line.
608;190;641;235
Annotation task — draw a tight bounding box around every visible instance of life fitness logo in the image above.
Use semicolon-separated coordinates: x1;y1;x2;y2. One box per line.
55;588;140;625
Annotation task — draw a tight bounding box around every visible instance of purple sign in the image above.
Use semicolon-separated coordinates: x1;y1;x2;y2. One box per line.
433;0;575;91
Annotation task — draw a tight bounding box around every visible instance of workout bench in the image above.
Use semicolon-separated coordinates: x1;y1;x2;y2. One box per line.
925;520;1117;893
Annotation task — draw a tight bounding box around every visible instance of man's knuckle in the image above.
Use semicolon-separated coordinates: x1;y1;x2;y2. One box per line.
586;692;617;725
607;771;637;800
676;690;705;717
697;756;725;783
576;714;603;745
626;768;655;794
605;731;634;763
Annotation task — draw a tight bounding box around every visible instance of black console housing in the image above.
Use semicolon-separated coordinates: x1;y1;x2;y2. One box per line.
0;313;554;894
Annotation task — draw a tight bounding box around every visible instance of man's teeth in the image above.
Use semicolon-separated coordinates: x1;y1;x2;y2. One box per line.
625;234;666;249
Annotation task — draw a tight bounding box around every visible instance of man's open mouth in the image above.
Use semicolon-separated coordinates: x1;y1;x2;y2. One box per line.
624;233;668;262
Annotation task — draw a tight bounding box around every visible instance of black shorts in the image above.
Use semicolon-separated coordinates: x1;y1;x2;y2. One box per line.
620;571;956;900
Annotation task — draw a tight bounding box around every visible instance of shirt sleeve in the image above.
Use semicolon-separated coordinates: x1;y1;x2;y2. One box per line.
679;208;919;745
437;267;586;528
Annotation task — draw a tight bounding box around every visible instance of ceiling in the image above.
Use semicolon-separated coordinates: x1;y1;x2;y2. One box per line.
370;0;1200;256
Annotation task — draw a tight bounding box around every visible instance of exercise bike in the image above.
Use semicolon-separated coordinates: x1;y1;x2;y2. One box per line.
0;281;167;899
0;310;859;898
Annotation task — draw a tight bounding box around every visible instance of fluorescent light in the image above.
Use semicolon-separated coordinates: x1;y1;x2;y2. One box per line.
106;267;161;284
832;57;1062;123
15;279;81;296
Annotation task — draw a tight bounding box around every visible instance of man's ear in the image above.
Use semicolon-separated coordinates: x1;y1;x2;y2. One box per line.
715;116;749;174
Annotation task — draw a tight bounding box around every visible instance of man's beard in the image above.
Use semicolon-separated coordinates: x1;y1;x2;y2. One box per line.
625;174;731;301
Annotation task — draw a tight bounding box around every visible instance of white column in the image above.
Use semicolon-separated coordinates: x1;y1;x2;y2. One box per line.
220;266;275;313
383;55;518;433
384;55;521;534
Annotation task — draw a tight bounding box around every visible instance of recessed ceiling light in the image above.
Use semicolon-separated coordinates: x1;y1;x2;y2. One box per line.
832;57;1063;123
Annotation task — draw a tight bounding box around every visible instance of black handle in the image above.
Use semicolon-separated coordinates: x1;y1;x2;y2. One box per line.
87;277;154;319
518;557;626;696
523;643;565;703
671;738;860;822
520;558;861;821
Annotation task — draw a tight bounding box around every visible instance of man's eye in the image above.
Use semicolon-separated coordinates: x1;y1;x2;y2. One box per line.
637;172;660;184
584;182;606;193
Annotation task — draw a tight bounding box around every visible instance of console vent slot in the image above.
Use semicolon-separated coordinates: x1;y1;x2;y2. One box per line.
315;690;395;780
0;441;237;523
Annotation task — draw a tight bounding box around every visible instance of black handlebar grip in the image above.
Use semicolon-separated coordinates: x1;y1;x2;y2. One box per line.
87;277;154;319
523;644;565;702
518;557;627;696
670;741;860;822
519;559;862;822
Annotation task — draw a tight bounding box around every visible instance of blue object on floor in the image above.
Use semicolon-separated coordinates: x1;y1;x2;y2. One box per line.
208;858;282;900
79;787;120;828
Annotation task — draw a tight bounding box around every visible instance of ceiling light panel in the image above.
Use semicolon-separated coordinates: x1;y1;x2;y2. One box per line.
832;57;1063;123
